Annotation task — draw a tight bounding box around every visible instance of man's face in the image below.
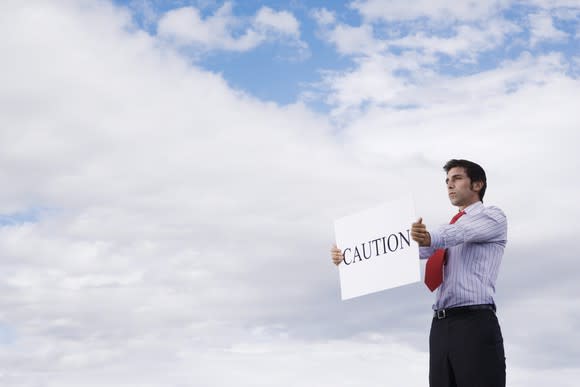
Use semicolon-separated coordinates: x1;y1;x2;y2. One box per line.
446;167;481;209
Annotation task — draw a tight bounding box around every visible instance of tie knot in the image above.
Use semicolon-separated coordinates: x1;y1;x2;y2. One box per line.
450;210;466;224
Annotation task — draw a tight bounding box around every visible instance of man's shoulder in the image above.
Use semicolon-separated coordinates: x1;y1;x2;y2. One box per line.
482;205;507;223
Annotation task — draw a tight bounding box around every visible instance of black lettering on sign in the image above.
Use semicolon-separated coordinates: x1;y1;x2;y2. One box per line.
341;229;412;266
387;234;399;252
353;246;362;262
342;248;352;265
399;229;411;249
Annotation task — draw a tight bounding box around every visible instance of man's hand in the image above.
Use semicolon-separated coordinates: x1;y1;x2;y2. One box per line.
411;217;432;247
330;244;343;266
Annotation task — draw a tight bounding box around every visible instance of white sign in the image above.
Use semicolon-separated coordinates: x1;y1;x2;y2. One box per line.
334;195;420;300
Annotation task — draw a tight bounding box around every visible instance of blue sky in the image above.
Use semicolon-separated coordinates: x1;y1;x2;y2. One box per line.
110;0;580;108
0;208;51;227
121;0;362;105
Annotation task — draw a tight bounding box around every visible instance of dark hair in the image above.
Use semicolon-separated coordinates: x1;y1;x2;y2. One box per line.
443;159;487;201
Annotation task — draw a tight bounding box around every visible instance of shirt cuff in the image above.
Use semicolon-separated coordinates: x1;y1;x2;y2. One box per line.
419;246;433;260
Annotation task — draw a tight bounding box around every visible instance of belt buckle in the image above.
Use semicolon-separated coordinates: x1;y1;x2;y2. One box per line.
436;309;446;319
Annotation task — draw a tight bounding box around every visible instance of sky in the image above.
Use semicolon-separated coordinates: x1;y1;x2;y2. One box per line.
0;0;579;386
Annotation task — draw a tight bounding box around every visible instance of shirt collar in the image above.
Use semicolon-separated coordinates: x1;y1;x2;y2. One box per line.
462;201;483;215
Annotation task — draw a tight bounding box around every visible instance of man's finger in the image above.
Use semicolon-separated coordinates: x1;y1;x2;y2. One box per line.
412;225;426;233
411;231;426;240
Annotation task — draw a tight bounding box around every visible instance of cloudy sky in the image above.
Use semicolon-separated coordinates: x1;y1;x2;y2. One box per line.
1;0;579;386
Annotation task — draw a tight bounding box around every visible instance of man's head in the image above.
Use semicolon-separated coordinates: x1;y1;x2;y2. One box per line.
443;159;487;209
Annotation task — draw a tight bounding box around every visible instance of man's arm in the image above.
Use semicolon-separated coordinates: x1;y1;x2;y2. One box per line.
430;207;507;249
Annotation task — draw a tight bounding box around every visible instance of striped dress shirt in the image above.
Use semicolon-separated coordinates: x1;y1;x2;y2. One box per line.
419;201;508;310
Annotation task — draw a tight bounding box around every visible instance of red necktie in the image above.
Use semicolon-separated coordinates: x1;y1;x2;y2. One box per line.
424;210;466;292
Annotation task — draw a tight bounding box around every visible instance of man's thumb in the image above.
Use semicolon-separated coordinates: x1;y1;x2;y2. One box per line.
417;217;423;224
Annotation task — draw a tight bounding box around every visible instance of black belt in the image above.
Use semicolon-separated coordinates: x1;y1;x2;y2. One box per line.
433;304;496;320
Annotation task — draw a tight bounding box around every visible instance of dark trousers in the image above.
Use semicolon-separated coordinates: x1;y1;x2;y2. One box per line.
429;309;505;387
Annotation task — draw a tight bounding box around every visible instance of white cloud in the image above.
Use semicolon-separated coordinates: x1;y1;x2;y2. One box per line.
528;0;580;8
157;2;304;52
314;15;520;89
389;19;520;58
254;6;299;36
315;53;429;119
311;15;523;118
157;3;260;51
529;12;569;46
1;1;580;386
310;7;336;26
324;23;382;55
551;6;580;21
350;0;508;22
319;51;571;119
0;3;393;383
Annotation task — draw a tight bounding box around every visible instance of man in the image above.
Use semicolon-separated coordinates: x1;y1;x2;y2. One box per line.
330;159;507;387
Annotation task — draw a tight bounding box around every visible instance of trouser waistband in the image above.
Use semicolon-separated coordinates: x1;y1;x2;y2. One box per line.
433;304;496;320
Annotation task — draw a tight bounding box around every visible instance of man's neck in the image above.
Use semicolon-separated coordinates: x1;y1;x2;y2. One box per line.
458;199;481;211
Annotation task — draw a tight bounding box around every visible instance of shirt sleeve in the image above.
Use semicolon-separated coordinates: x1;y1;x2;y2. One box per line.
429;206;507;249
419;246;435;260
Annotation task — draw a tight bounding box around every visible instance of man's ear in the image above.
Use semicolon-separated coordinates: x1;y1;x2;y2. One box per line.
472;181;483;193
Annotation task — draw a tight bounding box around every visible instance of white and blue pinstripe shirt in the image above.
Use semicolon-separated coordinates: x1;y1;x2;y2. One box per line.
419;201;508;310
